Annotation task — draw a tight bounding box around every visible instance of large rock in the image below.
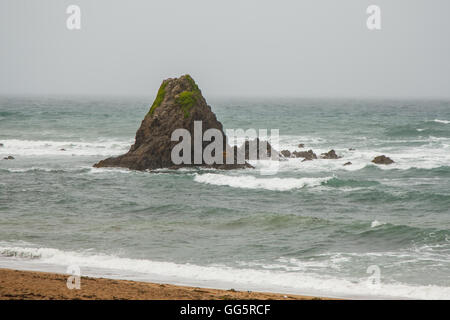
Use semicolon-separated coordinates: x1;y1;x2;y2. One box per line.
372;155;394;165
94;75;251;170
320;149;341;159
292;149;317;161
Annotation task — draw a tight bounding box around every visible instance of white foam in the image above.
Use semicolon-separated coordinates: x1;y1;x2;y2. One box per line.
226;134;326;150
371;220;386;228
278;141;450;172
268;132;450;172
194;173;331;191
1;244;449;299
1;167;82;173
432;119;450;124
0;139;131;157
88;167;133;174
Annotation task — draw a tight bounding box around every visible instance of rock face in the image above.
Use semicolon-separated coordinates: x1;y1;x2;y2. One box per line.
320;150;341;159
372;155;394;165
292;150;317;161
94;75;251;170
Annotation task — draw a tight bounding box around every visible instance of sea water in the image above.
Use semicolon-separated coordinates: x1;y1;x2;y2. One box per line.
0;96;449;299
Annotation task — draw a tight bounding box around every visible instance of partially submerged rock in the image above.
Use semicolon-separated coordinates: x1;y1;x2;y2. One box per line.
280;150;291;158
298;143;305;148
3;156;14;160
320;150;341;159
94;75;251;171
293;149;317;161
343;162;352;166
372;155;394;165
0;143;4;147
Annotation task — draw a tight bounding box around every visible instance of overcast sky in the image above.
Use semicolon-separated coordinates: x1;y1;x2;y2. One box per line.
1;0;449;98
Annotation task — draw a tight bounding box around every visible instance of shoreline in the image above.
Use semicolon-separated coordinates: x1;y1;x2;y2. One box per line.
0;268;336;300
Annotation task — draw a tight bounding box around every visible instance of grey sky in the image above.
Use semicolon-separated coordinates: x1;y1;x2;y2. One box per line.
1;0;449;98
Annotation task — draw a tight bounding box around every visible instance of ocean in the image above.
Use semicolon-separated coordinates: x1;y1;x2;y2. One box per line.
0;96;449;299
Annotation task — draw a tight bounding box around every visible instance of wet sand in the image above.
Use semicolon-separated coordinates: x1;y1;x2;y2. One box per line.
0;268;332;300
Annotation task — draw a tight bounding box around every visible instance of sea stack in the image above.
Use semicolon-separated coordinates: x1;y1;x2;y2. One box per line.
94;75;251;171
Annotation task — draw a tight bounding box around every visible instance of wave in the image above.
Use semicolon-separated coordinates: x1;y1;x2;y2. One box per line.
339;222;450;248
370;220;386;228
0;139;131;157
218;213;331;231
276;143;450;172
385;125;450;139
0;111;21;118
0;167;91;174
432;119;450;124
323;177;380;188
0;167;156;177
0;244;449;299
193;173;332;191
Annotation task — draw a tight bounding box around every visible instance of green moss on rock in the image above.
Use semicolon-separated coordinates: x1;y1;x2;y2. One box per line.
176;91;197;118
184;74;200;93
148;81;167;116
176;75;201;118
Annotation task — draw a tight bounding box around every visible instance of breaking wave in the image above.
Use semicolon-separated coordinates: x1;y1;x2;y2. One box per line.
0;139;131;157
193;173;332;191
0;244;449;299
432;119;450;124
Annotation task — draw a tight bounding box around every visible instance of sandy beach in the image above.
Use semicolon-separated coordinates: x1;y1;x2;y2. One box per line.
0;268;329;300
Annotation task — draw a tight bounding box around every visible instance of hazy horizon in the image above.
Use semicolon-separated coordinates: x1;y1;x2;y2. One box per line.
2;91;450;102
1;0;449;98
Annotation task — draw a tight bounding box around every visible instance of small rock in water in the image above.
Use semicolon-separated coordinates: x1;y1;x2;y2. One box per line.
280;150;291;158
293;149;317;161
320;149;341;159
3;156;14;160
343;162;352;166
349;148;355;151
60;148;66;151
372;155;394;165
0;143;4;147
298;143;305;148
